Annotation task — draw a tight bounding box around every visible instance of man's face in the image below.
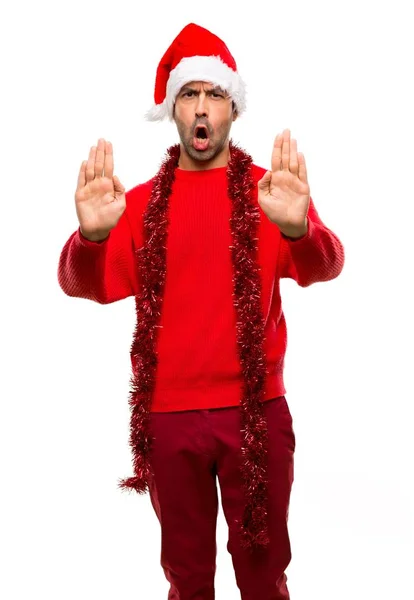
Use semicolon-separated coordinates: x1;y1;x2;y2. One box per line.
173;81;237;164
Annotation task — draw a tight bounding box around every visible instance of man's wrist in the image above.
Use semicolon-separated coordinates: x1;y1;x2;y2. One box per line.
279;219;308;240
80;227;111;242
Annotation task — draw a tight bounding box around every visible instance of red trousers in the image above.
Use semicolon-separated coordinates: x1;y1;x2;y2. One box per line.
147;396;296;600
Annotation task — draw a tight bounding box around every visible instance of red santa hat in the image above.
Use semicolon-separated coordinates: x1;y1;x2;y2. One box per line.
145;23;247;122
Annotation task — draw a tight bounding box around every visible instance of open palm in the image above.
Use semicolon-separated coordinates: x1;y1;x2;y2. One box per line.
75;138;126;240
258;129;310;236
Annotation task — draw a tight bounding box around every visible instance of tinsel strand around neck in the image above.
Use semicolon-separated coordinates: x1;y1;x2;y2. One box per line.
118;140;270;552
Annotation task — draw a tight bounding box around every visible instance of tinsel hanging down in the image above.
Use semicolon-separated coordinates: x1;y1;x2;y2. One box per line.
118;141;270;552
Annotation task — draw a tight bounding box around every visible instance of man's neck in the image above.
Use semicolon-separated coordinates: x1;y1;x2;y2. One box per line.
178;143;230;171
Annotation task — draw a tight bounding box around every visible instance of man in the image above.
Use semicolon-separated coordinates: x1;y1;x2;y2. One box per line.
58;22;345;600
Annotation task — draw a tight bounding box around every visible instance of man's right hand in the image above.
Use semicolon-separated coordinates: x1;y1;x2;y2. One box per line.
75;138;126;241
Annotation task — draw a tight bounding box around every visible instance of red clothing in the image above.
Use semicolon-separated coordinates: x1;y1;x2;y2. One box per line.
57;164;344;412
146;396;294;597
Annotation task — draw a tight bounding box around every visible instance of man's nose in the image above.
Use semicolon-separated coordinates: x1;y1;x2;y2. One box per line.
195;93;208;118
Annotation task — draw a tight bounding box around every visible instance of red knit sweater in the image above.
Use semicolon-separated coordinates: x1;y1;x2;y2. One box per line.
58;163;344;412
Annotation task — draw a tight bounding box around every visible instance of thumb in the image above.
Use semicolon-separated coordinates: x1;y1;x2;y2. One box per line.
113;175;125;194
258;170;272;191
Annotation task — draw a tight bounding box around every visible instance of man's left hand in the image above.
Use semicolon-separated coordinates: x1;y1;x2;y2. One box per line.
258;129;310;238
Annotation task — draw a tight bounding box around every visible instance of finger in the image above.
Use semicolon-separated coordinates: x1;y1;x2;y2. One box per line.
298;153;308;183
94;138;105;178
104;141;114;180
289;138;299;175
281;129;290;171
76;160;87;191
86;146;97;182
258;170;272;192
271;133;283;172
113;175;125;194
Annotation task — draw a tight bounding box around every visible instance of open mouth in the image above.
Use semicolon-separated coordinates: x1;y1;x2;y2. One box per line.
195;125;209;139
193;125;210;150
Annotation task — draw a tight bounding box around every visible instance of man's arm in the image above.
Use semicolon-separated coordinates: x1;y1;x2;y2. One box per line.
277;196;345;287
257;129;345;287
57;199;139;304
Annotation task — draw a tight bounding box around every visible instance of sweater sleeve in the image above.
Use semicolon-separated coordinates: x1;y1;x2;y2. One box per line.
277;196;345;287
57;198;140;304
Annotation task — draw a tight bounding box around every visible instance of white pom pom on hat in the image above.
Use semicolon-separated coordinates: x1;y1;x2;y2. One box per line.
145;23;247;122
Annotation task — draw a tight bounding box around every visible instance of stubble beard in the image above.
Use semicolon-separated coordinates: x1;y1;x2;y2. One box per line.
175;116;232;163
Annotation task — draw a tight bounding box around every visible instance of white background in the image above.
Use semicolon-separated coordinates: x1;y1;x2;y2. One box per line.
1;0;413;598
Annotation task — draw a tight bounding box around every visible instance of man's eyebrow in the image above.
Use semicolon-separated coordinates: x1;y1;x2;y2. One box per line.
210;86;226;93
179;85;226;94
180;86;196;93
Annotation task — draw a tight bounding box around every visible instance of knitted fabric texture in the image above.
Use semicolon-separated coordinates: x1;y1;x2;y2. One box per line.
118;141;271;552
